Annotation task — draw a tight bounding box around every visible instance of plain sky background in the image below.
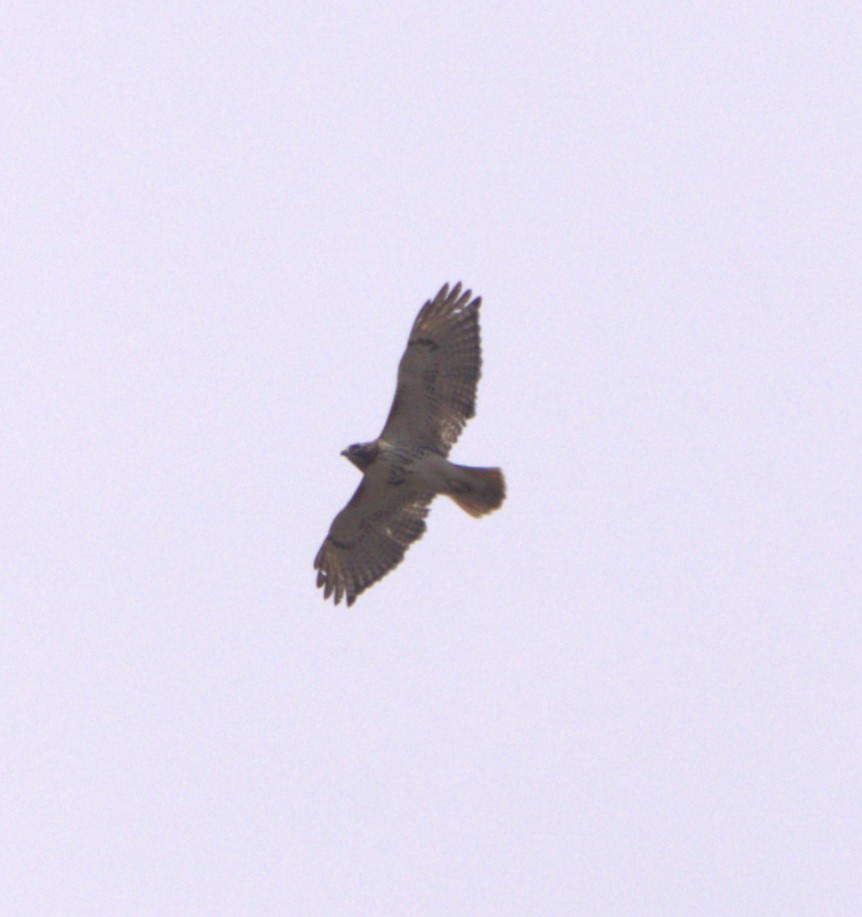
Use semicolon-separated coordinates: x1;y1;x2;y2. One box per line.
3;3;860;914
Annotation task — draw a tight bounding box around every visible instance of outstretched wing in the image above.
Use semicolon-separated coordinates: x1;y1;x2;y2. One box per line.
314;477;435;607
380;282;482;456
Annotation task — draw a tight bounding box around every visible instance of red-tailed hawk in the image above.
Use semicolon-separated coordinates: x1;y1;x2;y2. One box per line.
314;282;505;606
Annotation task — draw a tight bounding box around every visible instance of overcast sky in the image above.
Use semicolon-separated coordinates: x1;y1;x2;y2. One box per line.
3;4;860;914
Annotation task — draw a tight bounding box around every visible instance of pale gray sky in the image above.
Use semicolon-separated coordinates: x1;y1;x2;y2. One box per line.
3;4;860;914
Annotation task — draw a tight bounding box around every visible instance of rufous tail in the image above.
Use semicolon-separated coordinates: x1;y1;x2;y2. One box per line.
448;466;506;518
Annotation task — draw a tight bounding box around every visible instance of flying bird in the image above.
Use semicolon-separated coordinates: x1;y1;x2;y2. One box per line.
314;282;505;606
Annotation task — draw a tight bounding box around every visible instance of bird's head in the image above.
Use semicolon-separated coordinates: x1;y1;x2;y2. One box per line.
341;441;379;471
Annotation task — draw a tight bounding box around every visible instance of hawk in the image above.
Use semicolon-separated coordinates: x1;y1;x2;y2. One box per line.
314;282;505;606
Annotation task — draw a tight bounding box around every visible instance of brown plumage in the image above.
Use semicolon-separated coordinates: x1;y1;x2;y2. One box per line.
380;282;482;455
314;283;505;607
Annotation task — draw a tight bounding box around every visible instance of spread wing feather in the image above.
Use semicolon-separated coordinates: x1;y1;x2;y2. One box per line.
380;282;481;455
314;476;434;607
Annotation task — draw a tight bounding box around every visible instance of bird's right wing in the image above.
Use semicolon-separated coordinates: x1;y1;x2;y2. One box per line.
314;477;434;607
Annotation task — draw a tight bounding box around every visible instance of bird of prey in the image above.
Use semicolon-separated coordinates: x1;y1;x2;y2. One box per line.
314;282;505;607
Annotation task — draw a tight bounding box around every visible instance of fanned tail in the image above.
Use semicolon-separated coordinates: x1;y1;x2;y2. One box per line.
448;466;506;517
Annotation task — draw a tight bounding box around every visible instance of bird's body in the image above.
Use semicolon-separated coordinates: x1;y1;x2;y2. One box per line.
314;283;505;607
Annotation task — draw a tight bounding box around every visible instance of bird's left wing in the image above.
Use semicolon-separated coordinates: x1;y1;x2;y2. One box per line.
314;477;434;607
380;283;482;455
